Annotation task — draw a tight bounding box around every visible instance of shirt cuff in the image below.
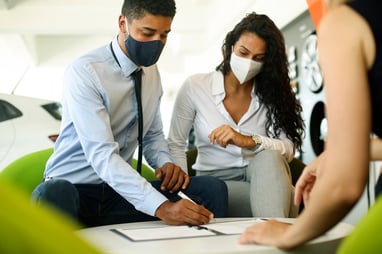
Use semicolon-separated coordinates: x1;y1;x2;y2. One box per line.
136;188;168;216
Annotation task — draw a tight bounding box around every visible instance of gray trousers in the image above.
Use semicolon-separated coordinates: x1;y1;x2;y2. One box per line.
196;150;298;218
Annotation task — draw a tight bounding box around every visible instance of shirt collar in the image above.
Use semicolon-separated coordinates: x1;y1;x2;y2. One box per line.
211;71;256;104
111;36;140;77
211;71;225;104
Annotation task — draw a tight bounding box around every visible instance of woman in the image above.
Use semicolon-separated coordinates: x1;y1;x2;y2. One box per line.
238;0;382;251
168;12;304;218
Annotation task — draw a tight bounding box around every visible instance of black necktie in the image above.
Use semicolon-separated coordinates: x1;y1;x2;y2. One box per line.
132;68;143;175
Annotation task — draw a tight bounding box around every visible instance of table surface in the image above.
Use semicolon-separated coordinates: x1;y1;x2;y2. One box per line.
77;218;353;254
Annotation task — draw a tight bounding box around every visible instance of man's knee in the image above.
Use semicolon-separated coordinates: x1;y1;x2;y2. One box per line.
190;176;228;217
191;175;227;194
31;179;79;219
32;179;77;202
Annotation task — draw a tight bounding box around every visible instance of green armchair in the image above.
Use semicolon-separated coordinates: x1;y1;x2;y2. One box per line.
0;148;155;253
0;178;102;253
0;147;156;196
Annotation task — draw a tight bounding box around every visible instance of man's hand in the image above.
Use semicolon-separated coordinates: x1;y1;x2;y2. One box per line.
155;162;190;193
155;200;214;226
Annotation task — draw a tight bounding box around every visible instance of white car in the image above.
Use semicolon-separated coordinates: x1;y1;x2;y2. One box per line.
0;93;61;170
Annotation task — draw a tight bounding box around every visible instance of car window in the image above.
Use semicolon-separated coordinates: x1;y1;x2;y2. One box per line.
41;102;62;121
0;100;22;122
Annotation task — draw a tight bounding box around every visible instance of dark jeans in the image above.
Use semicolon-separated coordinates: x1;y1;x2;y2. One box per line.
31;176;228;227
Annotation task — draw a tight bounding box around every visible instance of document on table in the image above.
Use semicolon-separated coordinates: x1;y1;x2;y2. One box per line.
111;219;266;242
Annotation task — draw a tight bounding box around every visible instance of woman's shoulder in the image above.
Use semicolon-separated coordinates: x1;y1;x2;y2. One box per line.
318;4;374;68
186;70;218;82
178;71;221;99
181;71;218;90
319;4;367;40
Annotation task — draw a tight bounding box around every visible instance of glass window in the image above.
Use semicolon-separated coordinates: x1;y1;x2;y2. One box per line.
41;102;62;121
0;100;22;122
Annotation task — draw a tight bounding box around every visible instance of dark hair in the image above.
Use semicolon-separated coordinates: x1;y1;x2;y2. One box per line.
216;12;304;152
122;0;176;22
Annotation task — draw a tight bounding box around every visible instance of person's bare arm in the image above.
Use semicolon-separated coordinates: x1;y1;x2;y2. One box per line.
239;5;374;249
370;137;382;161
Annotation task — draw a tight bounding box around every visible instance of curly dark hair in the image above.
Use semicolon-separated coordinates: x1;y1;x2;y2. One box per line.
122;0;176;22
216;12;304;152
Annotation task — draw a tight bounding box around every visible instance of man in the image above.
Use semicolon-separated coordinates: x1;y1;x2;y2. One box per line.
32;0;227;227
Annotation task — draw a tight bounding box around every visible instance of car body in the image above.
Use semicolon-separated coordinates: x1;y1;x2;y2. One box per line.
0;93;61;170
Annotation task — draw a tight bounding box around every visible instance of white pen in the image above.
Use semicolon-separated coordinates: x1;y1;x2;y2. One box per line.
179;191;216;223
178;191;196;204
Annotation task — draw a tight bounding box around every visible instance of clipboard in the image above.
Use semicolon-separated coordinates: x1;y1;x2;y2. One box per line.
111;219;265;242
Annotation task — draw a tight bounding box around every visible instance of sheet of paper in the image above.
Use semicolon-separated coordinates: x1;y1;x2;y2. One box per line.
112;225;215;242
207;219;261;234
111;219;265;242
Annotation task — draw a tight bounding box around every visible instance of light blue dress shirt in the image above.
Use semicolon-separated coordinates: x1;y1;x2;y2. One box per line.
44;38;173;216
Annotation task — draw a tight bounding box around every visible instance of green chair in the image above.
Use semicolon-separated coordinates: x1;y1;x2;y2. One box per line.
337;195;382;253
131;158;157;181
0;178;102;254
0;147;156;196
0;149;155;253
0;148;53;195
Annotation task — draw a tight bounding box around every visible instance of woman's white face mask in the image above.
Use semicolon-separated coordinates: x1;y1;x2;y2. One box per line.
230;52;263;84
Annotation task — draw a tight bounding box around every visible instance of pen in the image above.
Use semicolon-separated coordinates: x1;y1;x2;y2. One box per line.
190;225;223;235
179;191;216;223
178;191;196;204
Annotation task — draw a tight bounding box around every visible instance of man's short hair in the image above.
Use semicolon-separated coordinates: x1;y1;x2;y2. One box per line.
122;0;176;23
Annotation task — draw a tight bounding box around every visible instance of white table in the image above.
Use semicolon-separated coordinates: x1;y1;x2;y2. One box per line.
77;218;353;254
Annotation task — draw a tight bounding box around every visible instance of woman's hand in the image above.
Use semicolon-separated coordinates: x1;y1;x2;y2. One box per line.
238;220;291;248
208;124;251;148
294;153;324;206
